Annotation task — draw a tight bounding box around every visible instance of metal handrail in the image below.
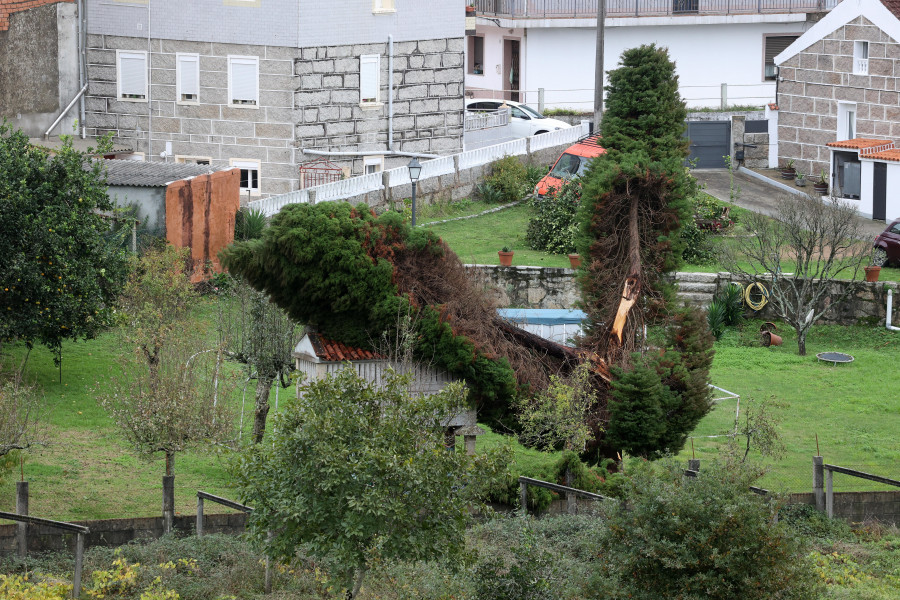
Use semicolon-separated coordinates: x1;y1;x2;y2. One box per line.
43;83;89;139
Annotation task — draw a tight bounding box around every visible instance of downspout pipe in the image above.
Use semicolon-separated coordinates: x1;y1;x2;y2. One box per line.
44;84;89;139
77;0;86;138
388;34;394;152
887;288;900;332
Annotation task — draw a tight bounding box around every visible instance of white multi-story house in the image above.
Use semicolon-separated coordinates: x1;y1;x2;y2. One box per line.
81;0;467;197
465;0;841;111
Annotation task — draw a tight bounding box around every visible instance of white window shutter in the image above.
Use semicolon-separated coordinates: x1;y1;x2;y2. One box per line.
177;54;199;98
230;57;258;104
119;52;147;97
360;54;380;103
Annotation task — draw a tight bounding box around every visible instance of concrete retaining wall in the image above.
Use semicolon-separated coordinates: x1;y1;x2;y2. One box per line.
0;512;247;556
790;491;900;526
467;265;579;310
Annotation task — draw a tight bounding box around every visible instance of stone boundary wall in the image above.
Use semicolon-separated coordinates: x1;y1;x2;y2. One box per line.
467;264;579;310
320;137;582;210
0;512;247;556
712;273;899;326
467;266;898;326
790;491;900;526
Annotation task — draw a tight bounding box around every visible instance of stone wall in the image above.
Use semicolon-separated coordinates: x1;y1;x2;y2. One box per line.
295;37;465;174
777;16;900;177
0;512;247;556
466;265;579;309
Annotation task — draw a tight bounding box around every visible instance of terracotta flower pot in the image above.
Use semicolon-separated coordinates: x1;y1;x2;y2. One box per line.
568;254;581;269
865;265;881;282
498;251;514;267
761;331;783;347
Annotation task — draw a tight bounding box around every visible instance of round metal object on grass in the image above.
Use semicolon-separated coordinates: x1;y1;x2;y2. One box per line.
816;352;854;365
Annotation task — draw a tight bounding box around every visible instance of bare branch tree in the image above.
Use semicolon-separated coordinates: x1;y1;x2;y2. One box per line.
218;277;301;443
0;374;45;461
724;194;869;355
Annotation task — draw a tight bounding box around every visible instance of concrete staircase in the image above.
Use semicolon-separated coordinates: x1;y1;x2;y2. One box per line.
674;272;719;307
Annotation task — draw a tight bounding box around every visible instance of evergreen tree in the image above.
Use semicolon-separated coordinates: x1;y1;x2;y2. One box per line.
574;45;713;460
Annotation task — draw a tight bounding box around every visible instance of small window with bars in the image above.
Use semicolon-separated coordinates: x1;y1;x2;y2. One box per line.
764;35;798;81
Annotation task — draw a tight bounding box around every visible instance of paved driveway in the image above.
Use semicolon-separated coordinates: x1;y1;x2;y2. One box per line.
692;169;886;240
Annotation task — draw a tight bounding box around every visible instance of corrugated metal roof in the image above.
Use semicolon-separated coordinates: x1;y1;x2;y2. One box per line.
308;332;384;362
826;138;891;150
863;148;900;162
100;159;226;187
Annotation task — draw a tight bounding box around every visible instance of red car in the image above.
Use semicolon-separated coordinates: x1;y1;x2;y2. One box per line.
533;135;605;198
873;219;900;267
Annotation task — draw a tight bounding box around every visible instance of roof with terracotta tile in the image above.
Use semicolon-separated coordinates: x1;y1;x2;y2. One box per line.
862;148;900;161
883;0;900;19
307;332;384;362
826;138;893;150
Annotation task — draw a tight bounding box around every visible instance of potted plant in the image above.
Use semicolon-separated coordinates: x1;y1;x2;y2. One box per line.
780;159;796;180
795;172;806;187
813;170;829;195
568;253;582;269
466;3;476;14
865;250;882;282
498;246;514;267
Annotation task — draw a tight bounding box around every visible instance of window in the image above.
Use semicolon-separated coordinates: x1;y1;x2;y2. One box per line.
854;41;869;75
468;36;484;75
117;50;147;101
176;53;199;103
364;155;384;174
360;54;381;106
372;0;395;13
228;56;259;107
230;159;260;195
175;156;212;165
763;35;798;81
837;102;856;141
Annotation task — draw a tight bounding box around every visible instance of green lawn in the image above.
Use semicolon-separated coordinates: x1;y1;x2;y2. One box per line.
680;321;900;493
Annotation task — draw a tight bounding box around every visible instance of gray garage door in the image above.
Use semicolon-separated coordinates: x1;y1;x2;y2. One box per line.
685;121;730;169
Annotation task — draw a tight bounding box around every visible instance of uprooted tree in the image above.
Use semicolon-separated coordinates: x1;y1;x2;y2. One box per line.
722;192;869;355
574;44;715;459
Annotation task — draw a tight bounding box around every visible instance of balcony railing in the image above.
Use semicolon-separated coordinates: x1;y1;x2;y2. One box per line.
474;0;839;18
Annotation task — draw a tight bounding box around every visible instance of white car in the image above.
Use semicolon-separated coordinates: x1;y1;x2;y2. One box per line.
465;98;571;139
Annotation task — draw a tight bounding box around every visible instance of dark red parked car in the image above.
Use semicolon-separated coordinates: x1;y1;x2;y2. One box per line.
873;219;900;266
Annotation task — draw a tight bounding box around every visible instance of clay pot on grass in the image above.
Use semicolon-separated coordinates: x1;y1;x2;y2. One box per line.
498;247;514;267
568;254;581;269
865;265;881;282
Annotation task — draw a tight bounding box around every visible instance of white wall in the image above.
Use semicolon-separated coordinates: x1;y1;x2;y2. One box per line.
886;163;900;222
860;160;874;219
464;25;526;100
516;21;809;110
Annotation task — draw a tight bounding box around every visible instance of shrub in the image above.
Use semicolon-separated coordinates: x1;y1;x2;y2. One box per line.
524;164;546;189
473;517;561;600
526;180;581;254
234;207;267;241
590;460;822;600
486;156;529;203
681;217;715;265
707;298;728;339
474;181;504;204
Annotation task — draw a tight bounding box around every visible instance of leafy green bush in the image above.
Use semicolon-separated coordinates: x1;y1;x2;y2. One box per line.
590;460;822;600
233;207;267;241
474;517;561;600
526;180;581;255
707;284;744;339
486;156;529;203
524;164;547;189
707;298;728;339
680;216;715;265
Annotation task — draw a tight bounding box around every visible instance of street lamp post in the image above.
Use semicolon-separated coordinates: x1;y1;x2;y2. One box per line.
407;157;422;227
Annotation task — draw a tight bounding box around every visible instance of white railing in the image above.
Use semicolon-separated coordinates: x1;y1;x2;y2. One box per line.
855;58;869;75
530;122;589;151
459;138;527;170
465;108;511;131
861;142;895;157
250;129;585;216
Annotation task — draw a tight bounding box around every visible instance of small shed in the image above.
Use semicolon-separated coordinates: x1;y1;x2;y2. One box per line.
293;332;482;451
497;309;586;347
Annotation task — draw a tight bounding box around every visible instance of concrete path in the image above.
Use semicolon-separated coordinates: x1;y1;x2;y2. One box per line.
692;168;886;240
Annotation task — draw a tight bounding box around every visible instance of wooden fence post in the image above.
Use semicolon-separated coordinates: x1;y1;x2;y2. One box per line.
196;495;204;537
813;456;825;512
688;459;700;472
265;531;274;594
519;481;528;512
16;481;28;558
73;532;84;598
565;469;576;515
826;468;834;519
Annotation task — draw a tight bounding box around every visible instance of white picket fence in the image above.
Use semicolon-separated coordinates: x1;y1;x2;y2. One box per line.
249;123;590;217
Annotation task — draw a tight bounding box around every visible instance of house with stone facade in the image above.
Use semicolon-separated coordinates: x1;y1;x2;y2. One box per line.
80;0;466;198
774;0;900;220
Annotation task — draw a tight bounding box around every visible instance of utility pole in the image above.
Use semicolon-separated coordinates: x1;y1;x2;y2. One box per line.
593;0;606;133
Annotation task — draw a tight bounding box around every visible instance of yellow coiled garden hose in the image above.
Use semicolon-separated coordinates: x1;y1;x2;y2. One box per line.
744;282;770;311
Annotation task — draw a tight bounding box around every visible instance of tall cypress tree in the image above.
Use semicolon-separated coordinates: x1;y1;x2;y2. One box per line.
575;45;714;460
